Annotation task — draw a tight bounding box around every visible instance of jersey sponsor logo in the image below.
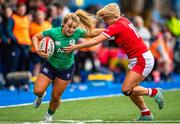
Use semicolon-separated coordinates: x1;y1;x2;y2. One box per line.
57;48;65;53
56;39;76;53
55;41;65;53
55;41;61;45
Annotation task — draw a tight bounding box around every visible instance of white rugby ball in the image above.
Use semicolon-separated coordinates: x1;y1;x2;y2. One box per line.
39;37;55;57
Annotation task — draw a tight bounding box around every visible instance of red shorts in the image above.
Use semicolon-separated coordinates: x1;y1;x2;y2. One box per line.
128;50;154;77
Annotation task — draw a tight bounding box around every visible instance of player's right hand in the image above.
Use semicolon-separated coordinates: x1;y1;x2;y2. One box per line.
37;50;48;59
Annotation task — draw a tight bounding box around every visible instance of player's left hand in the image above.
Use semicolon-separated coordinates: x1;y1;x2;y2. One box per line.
63;44;77;54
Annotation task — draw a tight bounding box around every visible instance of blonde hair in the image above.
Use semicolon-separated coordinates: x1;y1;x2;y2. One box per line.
62;13;80;25
62;9;97;33
97;3;120;18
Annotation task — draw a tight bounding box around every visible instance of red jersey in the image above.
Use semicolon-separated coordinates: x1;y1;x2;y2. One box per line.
103;17;148;59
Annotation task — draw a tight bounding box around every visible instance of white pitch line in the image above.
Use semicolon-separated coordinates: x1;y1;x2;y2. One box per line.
54;120;180;123
0;88;180;109
55;119;103;123
0;94;122;109
3;120;180;124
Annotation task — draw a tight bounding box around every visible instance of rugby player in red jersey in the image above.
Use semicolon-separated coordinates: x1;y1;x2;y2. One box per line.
63;3;164;121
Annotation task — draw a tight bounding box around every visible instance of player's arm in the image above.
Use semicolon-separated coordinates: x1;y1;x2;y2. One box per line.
32;32;48;58
32;32;44;51
85;28;105;38
63;34;108;53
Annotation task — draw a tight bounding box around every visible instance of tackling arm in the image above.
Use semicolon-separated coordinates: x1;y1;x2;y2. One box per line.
63;34;108;53
85;28;105;38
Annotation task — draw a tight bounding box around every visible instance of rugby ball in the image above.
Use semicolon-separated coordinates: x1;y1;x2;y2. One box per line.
39;37;55;57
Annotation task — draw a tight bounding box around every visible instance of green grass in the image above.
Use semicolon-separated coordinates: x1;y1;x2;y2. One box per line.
0;90;180;123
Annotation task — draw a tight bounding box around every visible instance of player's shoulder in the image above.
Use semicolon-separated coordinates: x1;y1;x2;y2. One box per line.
117;16;131;25
44;27;61;34
50;27;61;32
74;28;86;37
119;16;130;22
108;16;127;28
75;28;86;33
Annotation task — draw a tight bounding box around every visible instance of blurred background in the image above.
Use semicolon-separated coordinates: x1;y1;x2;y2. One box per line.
0;0;180;106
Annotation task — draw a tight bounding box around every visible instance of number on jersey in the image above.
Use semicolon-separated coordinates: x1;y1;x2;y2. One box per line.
128;23;140;38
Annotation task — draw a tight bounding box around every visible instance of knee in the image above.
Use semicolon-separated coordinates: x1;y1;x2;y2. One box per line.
121;87;133;96
34;88;44;96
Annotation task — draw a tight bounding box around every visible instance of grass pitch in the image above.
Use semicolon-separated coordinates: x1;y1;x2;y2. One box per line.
0;90;180;123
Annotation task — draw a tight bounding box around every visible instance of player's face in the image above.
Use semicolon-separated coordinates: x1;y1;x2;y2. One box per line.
62;19;78;36
102;16;115;25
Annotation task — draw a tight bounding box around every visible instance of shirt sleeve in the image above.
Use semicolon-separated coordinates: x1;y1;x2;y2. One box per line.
102;24;120;38
42;29;53;37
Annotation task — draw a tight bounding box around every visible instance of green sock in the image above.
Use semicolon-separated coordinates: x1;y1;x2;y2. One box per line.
48;108;55;115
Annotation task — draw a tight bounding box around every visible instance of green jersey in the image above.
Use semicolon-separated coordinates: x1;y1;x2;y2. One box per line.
42;27;86;69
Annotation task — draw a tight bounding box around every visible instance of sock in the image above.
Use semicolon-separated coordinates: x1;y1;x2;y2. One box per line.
141;108;151;116
148;88;158;97
48;108;55;115
37;92;45;98
35;94;43;98
38;95;43;98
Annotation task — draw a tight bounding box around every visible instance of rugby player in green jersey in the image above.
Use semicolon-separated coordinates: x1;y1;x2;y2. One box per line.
32;9;104;122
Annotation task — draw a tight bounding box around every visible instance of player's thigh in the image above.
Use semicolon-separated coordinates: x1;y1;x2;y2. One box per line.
34;73;52;92
51;78;70;99
122;70;145;90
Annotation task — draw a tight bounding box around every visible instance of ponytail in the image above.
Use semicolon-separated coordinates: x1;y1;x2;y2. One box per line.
75;9;97;33
62;9;97;33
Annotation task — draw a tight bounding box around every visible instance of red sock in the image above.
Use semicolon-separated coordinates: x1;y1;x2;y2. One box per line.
141;108;151;116
151;88;158;97
148;88;158;97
